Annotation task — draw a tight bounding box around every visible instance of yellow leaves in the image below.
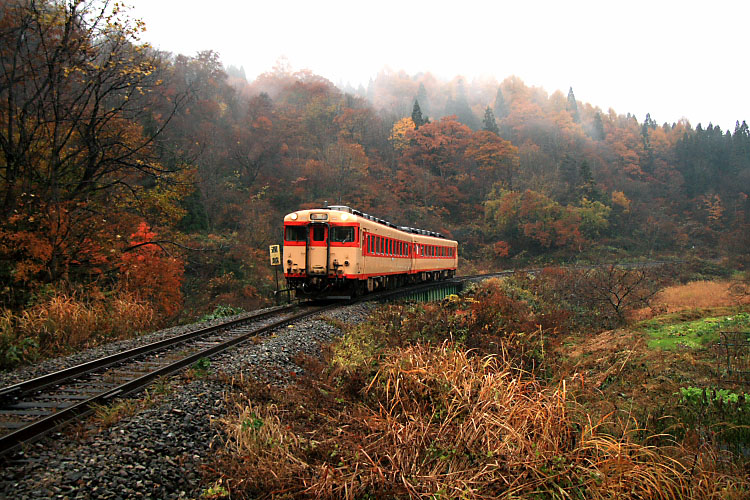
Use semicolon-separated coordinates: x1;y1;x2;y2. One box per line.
132;167;196;225
389;117;415;152
574;198;611;238
611;190;631;212
703;194;724;224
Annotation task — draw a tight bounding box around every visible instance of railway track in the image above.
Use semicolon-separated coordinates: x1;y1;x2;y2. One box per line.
0;261;676;458
0;302;336;458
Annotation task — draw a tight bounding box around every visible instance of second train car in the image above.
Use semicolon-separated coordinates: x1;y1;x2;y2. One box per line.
283;205;458;299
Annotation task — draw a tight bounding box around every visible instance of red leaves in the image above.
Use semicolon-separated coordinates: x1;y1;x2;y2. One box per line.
120;222;184;319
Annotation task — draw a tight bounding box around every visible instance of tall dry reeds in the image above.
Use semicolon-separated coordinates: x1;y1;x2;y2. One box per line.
221;342;748;499
654;280;749;312
1;292;155;366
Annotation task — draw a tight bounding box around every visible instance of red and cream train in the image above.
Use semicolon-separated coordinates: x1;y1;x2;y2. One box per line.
283;206;458;298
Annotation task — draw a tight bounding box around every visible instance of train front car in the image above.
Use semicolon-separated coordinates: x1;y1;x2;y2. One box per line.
282;205;459;300
283;206;362;299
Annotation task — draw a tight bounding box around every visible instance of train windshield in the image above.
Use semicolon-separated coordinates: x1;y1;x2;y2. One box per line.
285;226;307;242
330;226;355;243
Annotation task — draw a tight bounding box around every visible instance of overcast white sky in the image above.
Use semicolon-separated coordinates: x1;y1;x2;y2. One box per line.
127;0;748;131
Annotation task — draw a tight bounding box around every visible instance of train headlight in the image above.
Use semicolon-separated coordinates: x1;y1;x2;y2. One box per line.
344;260;350;267
341;213;349;221
290;213;298;220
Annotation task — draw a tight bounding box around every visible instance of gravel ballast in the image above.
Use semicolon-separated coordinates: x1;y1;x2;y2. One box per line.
0;302;374;500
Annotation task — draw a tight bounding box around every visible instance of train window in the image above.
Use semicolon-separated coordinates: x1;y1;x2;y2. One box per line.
377;237;382;254
369;235;374;254
285;226;306;242
311;226;325;242
331;226;355;243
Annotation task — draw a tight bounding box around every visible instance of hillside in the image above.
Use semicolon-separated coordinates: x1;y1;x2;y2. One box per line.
1;0;748;366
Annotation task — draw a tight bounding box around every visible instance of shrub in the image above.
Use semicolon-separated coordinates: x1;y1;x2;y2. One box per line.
218;343;749;499
0;292;155;368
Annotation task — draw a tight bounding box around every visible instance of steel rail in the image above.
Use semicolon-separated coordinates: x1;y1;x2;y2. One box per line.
0;304;335;457
0;304;297;401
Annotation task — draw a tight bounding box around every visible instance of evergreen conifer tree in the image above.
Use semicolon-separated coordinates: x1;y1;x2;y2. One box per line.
483;106;500;134
567;87;580;122
591;113;605;141
494;86;509;119
416;83;430;117
412;100;426;129
450;78;479;129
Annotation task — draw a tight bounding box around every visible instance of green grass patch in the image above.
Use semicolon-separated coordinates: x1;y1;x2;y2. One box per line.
645;312;750;350
199;304;246;322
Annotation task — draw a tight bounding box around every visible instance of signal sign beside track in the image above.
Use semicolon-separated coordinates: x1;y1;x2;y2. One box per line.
269;245;281;266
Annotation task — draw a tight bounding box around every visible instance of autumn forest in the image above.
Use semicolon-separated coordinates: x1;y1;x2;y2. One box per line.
1;1;748;361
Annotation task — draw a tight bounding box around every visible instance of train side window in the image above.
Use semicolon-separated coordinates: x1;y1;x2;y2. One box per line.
285;226;306;242
331;226;355;243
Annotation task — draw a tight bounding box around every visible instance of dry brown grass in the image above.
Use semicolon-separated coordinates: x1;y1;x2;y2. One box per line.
655;281;748;311
630;280;749;321
218;342;749;499
6;292;155;358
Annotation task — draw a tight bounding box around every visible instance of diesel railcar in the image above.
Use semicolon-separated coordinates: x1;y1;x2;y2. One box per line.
283;206;458;299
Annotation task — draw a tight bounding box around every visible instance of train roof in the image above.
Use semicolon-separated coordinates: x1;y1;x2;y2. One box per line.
287;206;450;240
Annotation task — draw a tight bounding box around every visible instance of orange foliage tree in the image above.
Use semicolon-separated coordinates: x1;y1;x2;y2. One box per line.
120;222;185;319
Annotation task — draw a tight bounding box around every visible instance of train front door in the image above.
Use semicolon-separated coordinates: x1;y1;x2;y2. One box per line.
307;224;328;276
